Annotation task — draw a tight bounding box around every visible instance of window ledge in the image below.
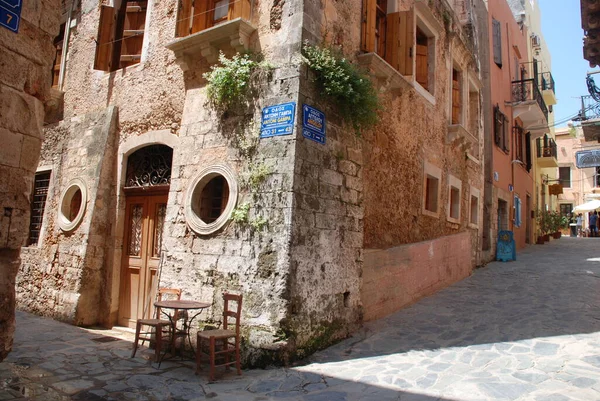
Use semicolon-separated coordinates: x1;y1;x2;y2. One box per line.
414;82;436;105
356;53;413;92
166;18;256;71
448;124;479;156
447;216;461;224
422;208;439;219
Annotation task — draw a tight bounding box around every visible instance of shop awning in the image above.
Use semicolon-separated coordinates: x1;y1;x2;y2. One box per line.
572;199;600;213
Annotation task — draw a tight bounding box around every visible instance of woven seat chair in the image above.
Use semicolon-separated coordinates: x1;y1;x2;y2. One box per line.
131;287;181;362
195;293;242;381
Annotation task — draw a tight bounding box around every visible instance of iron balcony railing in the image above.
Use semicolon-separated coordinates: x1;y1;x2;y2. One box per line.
511;78;549;121
540;71;555;93
536;136;557;158
574;95;600;121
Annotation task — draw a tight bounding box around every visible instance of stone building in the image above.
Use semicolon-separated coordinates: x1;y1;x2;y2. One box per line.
0;0;61;361
17;0;486;365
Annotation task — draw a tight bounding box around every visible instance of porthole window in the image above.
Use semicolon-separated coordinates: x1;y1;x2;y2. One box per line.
185;165;238;235
58;178;87;232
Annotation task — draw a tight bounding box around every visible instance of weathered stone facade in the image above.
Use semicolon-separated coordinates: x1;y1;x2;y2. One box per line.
0;0;61;361
17;0;486;365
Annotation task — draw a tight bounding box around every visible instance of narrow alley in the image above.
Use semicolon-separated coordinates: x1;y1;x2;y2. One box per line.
2;237;600;401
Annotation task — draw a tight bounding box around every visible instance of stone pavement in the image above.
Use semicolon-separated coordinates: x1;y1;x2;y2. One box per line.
2;237;600;400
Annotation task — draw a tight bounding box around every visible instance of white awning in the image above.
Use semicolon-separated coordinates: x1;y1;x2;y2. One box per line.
572;199;600;213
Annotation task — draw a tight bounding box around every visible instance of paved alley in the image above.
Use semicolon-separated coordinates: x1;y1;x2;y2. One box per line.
2;237;600;401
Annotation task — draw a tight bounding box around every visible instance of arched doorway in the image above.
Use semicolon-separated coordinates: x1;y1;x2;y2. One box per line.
118;144;172;328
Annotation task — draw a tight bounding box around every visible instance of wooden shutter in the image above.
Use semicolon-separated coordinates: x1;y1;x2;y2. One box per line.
176;0;193;37
94;5;116;71
120;1;147;68
191;0;210;34
525;132;532;172
385;12;400;69
398;8;414;76
361;0;376;52
452;70;461;124
230;0;251;20
415;43;428;88
492;18;502;66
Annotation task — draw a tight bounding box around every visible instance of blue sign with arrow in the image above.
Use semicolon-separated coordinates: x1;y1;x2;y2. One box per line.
302;104;326;144
260;102;296;138
0;0;22;33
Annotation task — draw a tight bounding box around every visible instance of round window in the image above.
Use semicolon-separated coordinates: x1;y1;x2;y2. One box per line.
58;178;87;232
185;165;238;235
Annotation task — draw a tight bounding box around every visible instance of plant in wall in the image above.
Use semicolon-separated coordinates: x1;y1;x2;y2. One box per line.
302;41;380;135
204;51;273;114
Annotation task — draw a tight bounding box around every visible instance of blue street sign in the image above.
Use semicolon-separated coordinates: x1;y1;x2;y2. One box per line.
302;129;326;145
302;104;326;144
302;105;325;135
0;0;21;33
260;102;296;138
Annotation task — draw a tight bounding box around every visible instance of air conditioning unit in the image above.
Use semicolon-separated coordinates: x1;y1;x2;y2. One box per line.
531;34;541;48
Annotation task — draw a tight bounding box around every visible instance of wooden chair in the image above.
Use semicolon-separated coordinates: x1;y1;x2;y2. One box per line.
196;293;243;381
131;287;181;362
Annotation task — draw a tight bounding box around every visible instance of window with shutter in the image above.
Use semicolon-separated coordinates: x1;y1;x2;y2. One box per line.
415;27;428;89
176;0;252;37
28;171;51;246
375;0;387;58
120;1;148;68
94;1;147;72
51;24;65;88
492;18;502;67
451;68;461;124
525;132;532;172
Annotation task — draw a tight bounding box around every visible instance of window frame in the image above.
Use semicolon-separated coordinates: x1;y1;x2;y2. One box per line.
469;187;480;228
176;0;252;38
514;195;522;228
422;161;442;218
492;18;502;67
558;166;571;188
447;174;462;223
494;105;509;153
94;0;149;72
413;11;438;97
27;170;52;247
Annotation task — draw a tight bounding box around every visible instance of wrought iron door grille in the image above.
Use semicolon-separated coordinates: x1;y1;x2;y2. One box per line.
28;171;51;246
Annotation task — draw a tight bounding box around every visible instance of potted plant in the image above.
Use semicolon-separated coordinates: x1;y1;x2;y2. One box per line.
549;211;563;239
536;209;552;243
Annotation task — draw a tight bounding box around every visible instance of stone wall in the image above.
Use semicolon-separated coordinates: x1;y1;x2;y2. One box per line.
362;231;472;321
18;107;118;325
0;0;60;361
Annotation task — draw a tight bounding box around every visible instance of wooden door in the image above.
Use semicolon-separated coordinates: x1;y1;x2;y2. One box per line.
119;194;168;328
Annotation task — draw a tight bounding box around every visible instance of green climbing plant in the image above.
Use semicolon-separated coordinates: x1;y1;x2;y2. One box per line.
204;52;273;113
302;42;380;135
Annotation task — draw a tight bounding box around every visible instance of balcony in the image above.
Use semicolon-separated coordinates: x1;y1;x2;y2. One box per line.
540;71;557;106
536;135;558;168
573;95;600;141
511;79;548;139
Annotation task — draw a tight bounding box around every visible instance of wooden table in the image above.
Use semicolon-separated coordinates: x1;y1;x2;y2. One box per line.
154;300;210;364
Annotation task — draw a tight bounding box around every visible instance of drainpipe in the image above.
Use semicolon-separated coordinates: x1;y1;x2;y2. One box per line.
58;0;77;91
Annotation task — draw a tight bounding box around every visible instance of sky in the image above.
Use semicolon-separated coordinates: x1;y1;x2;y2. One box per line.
541;0;597;128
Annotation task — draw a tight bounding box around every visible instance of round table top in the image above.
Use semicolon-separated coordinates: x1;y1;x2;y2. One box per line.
154;300;210;310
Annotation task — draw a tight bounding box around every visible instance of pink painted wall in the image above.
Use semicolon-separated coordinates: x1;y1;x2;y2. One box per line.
361;232;472;322
488;0;534;249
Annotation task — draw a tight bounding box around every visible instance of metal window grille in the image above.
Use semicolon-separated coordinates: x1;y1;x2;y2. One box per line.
28;171;51;246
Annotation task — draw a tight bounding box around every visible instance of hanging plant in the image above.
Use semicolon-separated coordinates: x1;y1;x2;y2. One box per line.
302;41;380;135
203;52;273;113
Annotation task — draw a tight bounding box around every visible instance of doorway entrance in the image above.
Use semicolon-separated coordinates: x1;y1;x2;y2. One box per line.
118;145;172;328
119;193;167;327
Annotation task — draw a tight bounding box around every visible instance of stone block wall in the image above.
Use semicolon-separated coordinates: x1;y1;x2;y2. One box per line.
0;0;60;361
17;107;118;326
362;231;472;321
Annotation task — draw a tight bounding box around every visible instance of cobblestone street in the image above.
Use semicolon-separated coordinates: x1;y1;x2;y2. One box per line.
2;237;600;400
